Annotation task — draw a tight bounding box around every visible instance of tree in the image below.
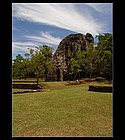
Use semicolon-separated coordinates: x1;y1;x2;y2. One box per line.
12;45;53;82
12;54;24;79
21;58;35;79
29;45;53;83
40;45;53;81
68;33;112;80
69;50;85;80
14;54;24;62
95;33;112;79
96;33;112;52
82;43;97;79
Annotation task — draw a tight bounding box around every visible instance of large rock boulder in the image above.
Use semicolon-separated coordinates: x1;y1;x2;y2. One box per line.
47;33;94;81
53;33;93;60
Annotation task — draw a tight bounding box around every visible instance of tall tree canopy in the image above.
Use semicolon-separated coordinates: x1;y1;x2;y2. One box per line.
12;45;53;82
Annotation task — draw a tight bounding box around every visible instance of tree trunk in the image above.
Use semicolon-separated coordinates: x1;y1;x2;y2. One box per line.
59;68;63;81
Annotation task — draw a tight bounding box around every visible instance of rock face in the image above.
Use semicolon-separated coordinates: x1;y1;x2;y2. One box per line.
47;33;94;81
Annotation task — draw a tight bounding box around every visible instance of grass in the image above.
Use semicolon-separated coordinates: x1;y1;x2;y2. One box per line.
12;82;112;137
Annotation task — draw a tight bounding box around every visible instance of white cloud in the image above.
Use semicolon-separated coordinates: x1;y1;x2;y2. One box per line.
24;31;61;45
12;41;38;54
12;32;62;56
85;3;112;13
12;3;112;36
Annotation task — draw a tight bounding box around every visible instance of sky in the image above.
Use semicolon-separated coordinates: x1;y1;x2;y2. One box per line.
12;3;113;59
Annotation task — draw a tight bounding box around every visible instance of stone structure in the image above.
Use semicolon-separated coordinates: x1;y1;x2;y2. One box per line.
47;33;94;81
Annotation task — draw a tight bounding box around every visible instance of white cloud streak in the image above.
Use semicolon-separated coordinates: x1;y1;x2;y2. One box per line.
12;3;111;36
12;32;62;55
12;41;38;54
24;31;61;45
85;3;112;13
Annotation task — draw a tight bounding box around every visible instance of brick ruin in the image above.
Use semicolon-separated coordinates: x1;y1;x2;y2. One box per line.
47;33;94;81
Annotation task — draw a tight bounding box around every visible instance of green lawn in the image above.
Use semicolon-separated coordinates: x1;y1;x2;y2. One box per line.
12;82;112;137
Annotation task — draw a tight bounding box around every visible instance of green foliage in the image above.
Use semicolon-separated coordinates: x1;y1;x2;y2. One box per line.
82;43;98;78
69;42;97;79
69;58;80;80
96;33;112;52
12;45;53;82
95;33;112;79
12;54;24;79
14;54;24;62
69;33;112;80
30;45;53;81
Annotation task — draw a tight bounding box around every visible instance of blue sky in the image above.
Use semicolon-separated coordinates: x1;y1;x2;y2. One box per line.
12;3;113;59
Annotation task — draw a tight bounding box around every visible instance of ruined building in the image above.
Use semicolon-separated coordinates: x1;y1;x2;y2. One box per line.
47;33;94;81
